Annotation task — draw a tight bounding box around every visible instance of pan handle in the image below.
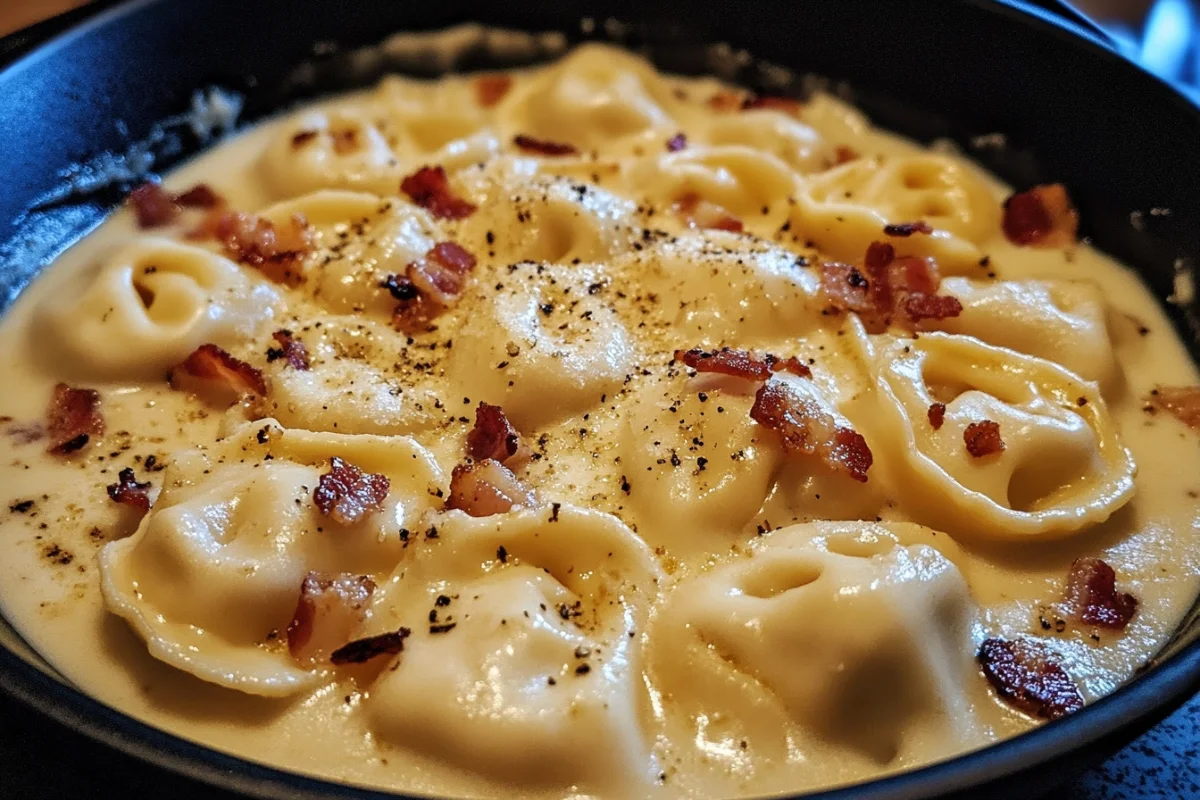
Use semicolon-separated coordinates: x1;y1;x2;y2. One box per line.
1012;0;1121;50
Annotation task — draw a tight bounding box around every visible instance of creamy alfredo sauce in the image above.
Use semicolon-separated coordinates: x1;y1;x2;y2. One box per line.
1;33;1198;800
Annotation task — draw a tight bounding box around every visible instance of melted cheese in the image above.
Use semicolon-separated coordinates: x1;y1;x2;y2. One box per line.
0;35;1198;800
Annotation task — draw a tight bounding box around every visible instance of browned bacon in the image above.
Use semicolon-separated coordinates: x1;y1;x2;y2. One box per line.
1064;558;1138;630
466;403;522;463
928;402;946;431
707;91;745;112
169;344;267;402
46;383;104;455
194;210;313;287
666;132;688;152
750;381;872;482
978;637;1084;720
106;467;151;511
128;181;224;228
287;572;377;663
833;145;860;165
673;347;812;381
741;95;802;115
447;459;536;517
313;457;390;526
1002;184;1079;248
476;74;513;107
385;241;478;334
330;627;411;665
175;184;221;209
1146;385;1200;429
820;241;960;332
964;420;1005;457
267;329;310;371
676;193;744;233
883;221;933;237
513;134;579;156
400;165;477;220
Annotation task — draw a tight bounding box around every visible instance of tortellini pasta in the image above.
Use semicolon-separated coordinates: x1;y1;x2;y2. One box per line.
99;421;445;696
863;332;1136;539
647;521;983;771
35;238;278;381
362;505;662;793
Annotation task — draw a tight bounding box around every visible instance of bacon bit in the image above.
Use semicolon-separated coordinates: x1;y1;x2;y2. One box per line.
291;130;319;148
106;467;151;511
883;221;933;237
666;132;688;152
741;95;802;115
708;91;744;111
313;457;390;526
476;74;513;107
820;241;960;332
673;347;812;381
268;329;310;371
978;637;1084;720
287;572;377;663
833;145;860;165
46;383;103;455
1146;385;1200;429
330;627;410;666
447;459;536;517
928;402;947;431
175;184;221;209
400;165;477;220
676;193;744;233
128;182;179;228
1002;184;1079;247
1065;558;1138;630
466;403;522;463
750;381;872;482
169;344;267;402
513;134;579;156
386;241;478;333
197;210;313;287
964;420;1005;457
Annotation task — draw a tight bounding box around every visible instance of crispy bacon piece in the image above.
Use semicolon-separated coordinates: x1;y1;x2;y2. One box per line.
513;134;579;156
820;241;960;332
883;221;933;237
708;91;745;111
476;74;513;107
1146;385;1200;429
928;402;946;431
170;344;267;402
833;145;860;165
1002;184;1079;248
128;182;179;228
750;381;872;482
195;210;313;287
1064;558;1138;629
313;457;391;526
964;420;1005;457
447;459;536;517
676;193;744;233
330;627;410;666
666;132;688;152
46;383;103;455
400;165;477;220
267;329;310;371
386;241;478;333
466;402;522;463
175;184;221;209
741;95;802;115
287;572;377;663
978;637;1084;720
673;347;812;381
106;467;151;511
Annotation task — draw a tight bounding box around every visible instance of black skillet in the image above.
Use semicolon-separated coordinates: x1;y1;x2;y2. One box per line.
0;1;1198;798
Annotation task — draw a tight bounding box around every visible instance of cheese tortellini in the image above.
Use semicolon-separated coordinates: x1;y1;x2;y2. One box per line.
864;333;1136;539
99;421;444;696
37;238;278;380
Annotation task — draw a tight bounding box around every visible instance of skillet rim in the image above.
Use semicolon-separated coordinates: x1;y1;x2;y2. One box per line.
0;1;1198;798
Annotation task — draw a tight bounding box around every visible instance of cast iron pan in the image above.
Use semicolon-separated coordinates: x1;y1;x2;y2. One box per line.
1;1;1198;798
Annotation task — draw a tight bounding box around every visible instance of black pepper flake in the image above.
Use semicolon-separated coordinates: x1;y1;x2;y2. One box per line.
9;500;34;513
497;545;509;563
574;663;591;675
669;451;681;468
256;425;271;445
550;502;561;522
696;457;708;472
429;622;458;634
435;594;451;607
620;475;631;495
425;526;439;539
